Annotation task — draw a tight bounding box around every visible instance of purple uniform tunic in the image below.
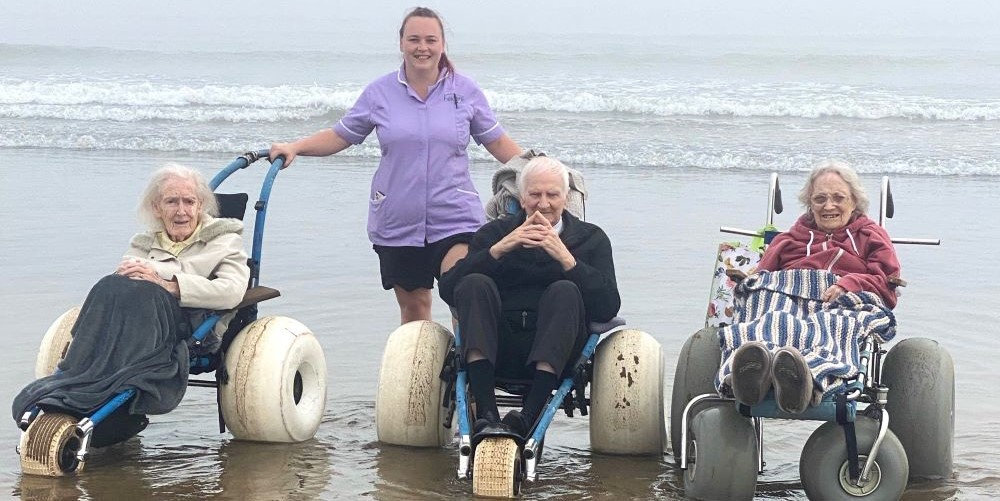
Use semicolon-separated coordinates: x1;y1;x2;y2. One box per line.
333;67;506;247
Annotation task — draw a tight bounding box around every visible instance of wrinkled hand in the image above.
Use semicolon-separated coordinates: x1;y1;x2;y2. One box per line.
268;142;297;169
490;211;576;270
117;259;179;297
821;284;846;302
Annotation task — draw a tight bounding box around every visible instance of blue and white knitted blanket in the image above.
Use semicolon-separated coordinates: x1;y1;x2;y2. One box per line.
715;269;896;402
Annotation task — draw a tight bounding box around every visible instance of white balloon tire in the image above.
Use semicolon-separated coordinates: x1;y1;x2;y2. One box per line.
35;306;80;378
375;320;454;447
220;316;327;443
590;329;666;455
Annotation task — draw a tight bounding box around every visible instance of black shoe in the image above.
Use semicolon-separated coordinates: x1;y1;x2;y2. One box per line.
473;418;494;435
473;407;501;436
501;410;532;439
91;410;148;448
471;412;513;450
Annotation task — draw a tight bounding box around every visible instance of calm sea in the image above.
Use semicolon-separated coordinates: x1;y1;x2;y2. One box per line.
1;33;998;499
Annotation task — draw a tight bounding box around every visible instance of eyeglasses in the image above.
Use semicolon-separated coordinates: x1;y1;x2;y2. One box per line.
810;193;850;206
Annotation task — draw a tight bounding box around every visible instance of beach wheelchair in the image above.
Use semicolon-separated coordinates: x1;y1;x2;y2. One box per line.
372;152;665;497
17;150;327;477
374;318;665;497
670;173;954;500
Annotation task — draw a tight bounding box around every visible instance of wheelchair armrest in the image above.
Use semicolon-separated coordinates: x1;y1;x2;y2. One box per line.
589;316;626;334
234;286;280;310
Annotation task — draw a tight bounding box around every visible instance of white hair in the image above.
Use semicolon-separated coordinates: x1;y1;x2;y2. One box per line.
798;159;870;220
137;163;218;230
517;156;570;196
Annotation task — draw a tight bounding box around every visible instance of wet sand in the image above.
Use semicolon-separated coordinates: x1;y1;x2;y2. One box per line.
1;148;997;499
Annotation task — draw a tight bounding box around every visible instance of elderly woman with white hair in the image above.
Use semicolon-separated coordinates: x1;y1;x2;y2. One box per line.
12;163;249;446
718;159;901;415
439;156;621;440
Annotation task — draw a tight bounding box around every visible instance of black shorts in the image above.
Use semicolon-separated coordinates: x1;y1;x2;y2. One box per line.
373;232;474;291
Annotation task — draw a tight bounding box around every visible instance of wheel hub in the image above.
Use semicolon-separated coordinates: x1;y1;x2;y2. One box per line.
838;455;882;496
686;439;698;479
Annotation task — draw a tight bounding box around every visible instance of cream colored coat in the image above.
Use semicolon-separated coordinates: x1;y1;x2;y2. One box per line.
124;216;250;348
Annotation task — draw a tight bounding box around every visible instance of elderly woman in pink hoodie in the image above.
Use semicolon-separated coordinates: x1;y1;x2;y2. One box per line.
717;160;901;414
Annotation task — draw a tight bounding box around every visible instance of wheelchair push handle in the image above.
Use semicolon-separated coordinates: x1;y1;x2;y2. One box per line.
879;176;941;246
767;172;783;226
210;149;284;189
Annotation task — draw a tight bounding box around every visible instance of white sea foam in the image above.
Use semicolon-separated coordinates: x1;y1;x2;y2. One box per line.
16;132;994;177
2;44;998;178
3;79;999;122
0;80;359;121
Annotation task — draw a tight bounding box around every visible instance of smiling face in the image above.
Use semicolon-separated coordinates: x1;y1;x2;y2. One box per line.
153;177;202;242
809;172;857;233
399;15;444;76
520;169;568;225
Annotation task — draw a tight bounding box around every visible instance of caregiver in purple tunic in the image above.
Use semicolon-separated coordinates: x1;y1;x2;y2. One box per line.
270;7;521;324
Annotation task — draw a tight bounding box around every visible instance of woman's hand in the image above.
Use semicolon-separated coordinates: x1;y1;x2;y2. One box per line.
822;284;847;302
117;259;180;298
268;142;299;169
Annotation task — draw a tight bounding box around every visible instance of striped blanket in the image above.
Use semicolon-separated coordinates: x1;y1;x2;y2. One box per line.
715;269;896;402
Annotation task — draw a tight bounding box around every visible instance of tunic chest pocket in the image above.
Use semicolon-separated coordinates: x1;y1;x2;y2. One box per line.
446;92;471;147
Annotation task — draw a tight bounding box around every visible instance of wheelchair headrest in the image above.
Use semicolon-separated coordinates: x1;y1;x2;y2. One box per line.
215;193;249;221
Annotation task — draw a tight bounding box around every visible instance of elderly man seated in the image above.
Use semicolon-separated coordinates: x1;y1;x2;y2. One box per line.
439;156;620;439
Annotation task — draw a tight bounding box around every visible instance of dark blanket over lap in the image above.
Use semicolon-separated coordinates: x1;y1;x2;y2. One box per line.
12;274;192;421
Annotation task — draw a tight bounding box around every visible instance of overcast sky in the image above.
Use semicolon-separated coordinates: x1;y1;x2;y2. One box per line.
3;1;999;49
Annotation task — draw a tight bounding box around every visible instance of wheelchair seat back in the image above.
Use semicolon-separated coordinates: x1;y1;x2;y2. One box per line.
707;242;762;328
215;192;249;221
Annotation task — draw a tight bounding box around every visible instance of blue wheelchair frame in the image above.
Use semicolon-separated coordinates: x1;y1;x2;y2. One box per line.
18;150;285;465
451;319;621;482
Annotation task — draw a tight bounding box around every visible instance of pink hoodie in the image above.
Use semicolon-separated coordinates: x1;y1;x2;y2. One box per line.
757;214;901;308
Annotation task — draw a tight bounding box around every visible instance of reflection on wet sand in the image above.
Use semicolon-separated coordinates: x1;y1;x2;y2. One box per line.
15;434;334;501
215;439;331;500
589;452;672;498
372;444;458;500
17;439;154;501
17;476;83;501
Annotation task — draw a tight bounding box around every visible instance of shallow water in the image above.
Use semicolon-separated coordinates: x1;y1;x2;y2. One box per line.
1;149;998;500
